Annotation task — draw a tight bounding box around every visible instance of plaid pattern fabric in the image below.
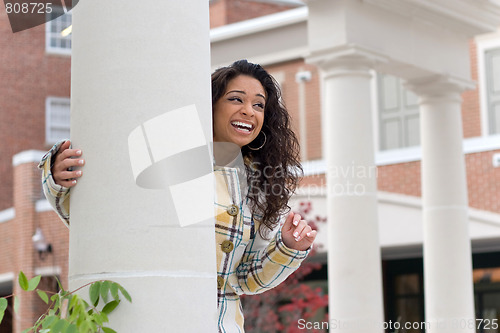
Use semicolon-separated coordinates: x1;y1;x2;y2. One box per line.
214;166;309;333
38;140;71;227
39;143;310;333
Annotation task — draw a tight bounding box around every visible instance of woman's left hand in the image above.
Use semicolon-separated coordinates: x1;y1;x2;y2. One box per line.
281;211;317;251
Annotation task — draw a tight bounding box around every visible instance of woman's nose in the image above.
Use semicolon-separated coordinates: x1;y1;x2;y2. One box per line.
241;103;255;116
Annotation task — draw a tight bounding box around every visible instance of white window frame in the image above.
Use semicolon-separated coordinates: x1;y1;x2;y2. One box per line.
45;6;72;56
477;29;500;137
45;96;71;145
370;71;424;165
375;73;420;152
303;63;500;174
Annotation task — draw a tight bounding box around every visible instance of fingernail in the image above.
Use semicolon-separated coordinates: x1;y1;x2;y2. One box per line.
293;231;299;237
76;171;82;176
295;236;301;241
293;220;299;226
76;150;81;155
307;232;311;237
78;160;84;165
72;180;77;184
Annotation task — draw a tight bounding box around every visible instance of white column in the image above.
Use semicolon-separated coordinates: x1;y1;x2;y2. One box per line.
69;1;216;332
311;53;384;332
407;77;475;333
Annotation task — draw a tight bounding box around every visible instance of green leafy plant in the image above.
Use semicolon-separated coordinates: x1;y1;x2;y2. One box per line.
0;271;132;333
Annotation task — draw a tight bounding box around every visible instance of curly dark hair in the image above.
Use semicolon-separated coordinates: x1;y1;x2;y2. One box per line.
212;59;303;238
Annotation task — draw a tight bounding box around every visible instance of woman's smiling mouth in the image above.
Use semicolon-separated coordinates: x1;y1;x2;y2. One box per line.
231;121;254;133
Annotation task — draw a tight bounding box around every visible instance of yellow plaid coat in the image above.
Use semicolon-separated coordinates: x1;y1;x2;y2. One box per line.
39;142;310;333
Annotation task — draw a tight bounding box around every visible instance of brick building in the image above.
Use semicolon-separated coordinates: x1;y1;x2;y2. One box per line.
1;0;500;332
0;3;71;332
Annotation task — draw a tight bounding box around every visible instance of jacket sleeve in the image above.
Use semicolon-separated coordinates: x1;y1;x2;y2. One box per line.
37;140;71;227
234;220;310;295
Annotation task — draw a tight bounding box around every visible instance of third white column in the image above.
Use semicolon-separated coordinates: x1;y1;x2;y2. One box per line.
408;77;475;333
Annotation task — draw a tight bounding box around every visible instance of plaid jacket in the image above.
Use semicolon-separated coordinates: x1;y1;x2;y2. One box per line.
39;141;310;333
38;141;71;226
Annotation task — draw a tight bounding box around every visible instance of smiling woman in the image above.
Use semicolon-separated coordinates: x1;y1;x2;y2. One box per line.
213;74;266;148
211;60;306;237
39;59;317;333
210;60;316;332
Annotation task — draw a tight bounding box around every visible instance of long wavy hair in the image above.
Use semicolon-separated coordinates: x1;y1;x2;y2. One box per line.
212;60;303;238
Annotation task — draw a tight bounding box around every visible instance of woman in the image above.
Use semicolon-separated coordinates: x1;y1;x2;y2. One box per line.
39;60;316;332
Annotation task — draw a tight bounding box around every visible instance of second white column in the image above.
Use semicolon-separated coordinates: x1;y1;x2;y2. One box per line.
314;53;384;333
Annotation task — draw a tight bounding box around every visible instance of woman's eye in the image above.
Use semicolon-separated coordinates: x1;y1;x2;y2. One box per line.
254;103;265;110
229;97;242;103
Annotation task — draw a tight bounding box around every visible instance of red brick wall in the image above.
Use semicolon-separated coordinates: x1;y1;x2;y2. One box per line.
304;67;322;160
378;149;500;213
378;162;422;197
210;0;228;28
265;61;301;155
210;0;298;28
0;11;71;211
467;149;500;213
300;173;326;188
462;40;482;138
12;162;38;332
226;0;297;24
36;208;70;294
265;60;322;161
1;160;69;333
303;150;500;215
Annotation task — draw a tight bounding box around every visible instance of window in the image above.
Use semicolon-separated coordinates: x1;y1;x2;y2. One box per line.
377;74;420;151
477;31;500;138
45;97;70;145
485;48;500;135
45;6;72;55
473;252;500;333
384;259;425;333
385;253;500;333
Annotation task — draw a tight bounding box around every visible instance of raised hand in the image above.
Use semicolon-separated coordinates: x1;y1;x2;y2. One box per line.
281;211;317;251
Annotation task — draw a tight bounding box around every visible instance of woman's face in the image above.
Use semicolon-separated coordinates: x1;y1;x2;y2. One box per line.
213;75;266;148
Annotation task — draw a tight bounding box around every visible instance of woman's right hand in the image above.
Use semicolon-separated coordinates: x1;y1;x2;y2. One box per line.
51;140;85;188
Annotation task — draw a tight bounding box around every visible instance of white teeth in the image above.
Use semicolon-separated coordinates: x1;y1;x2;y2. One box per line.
231;121;253;131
